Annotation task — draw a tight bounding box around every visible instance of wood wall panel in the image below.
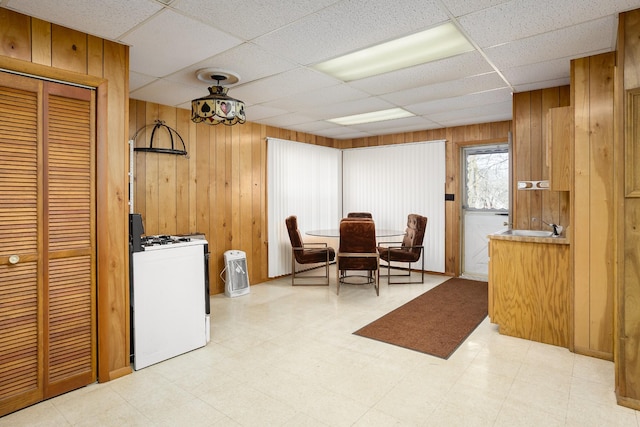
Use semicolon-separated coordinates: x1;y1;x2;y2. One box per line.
51;25;86;74
0;8;130;387
130;100;511;288
619;8;640;409
512;87;571;233
0;9;31;61
571;53;616;360
31;19;51;66
97;38;129;381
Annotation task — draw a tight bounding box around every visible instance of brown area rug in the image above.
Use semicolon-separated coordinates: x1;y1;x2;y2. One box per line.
353;277;488;359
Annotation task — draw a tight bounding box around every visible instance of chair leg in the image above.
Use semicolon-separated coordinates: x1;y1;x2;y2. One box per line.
291;252;296;286
383;257;425;285
375;269;379;296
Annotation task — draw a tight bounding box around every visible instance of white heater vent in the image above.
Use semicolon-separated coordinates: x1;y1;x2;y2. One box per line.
221;250;250;297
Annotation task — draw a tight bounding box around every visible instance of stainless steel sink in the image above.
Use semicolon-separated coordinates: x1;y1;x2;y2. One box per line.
501;229;554;237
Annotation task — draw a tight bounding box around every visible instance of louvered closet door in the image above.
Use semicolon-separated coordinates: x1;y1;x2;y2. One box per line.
0;72;96;416
0;73;43;415
43;82;96;398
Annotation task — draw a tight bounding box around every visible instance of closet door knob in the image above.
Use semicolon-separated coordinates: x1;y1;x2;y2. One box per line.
8;254;20;265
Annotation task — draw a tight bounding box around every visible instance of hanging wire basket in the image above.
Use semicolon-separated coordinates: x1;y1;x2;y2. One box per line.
132;120;188;156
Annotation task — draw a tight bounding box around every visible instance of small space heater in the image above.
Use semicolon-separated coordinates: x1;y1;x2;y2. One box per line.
221;250;250;297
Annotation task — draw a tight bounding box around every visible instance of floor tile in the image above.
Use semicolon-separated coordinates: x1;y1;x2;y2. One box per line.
2;270;639;426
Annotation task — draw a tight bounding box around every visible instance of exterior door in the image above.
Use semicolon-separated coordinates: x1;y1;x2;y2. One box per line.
461;144;509;279
0;71;96;416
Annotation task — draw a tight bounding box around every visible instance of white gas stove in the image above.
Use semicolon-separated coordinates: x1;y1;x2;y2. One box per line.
131;234;210;370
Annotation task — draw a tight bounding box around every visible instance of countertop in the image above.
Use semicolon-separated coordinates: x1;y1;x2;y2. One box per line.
488;229;570;245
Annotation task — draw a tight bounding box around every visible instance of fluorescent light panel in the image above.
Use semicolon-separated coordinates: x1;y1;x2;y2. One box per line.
314;22;474;81
328;108;414;125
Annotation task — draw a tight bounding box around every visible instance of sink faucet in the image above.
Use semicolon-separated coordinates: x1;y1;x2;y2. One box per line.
532;217;562;237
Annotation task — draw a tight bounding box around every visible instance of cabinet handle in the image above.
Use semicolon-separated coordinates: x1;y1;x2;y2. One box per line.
8;254;20;265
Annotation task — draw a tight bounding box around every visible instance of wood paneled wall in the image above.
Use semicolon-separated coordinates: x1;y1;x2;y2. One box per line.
130;101;511;283
512;87;571;232
571;52;616;360
129;101;337;295
0;8;131;383
618;9;640;410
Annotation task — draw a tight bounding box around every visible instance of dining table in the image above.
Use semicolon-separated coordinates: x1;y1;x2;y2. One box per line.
305;228;406;238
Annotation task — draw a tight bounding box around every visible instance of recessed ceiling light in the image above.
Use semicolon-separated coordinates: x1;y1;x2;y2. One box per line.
313;22;474;81
328;108;414;126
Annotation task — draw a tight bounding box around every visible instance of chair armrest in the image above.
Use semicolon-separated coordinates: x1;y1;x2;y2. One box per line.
292;242;329;250
379;244;424;250
377;241;404;248
303;242;328;248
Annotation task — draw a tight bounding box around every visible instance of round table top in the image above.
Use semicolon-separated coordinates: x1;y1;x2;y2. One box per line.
306;228;405;238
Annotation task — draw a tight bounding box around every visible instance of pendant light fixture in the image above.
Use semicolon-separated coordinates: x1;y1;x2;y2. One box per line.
191;68;246;126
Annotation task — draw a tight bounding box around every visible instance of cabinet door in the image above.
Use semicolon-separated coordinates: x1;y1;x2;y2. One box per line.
547;106;573;191
0;73;96;416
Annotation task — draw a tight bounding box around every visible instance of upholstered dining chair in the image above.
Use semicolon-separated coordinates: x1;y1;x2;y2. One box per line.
336;218;379;295
377;214;427;284
346;212;373;218
285;216;335;286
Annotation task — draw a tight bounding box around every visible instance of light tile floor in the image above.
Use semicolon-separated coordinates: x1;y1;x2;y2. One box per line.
2;269;639;426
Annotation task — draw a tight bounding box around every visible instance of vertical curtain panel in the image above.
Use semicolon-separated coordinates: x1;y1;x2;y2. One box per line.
342;140;446;273
267;138;342;277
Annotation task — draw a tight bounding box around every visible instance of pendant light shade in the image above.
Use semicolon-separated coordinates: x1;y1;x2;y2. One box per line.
191;69;246;126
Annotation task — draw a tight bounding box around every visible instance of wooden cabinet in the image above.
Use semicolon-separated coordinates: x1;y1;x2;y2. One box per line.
489;236;570;348
546;106;573;191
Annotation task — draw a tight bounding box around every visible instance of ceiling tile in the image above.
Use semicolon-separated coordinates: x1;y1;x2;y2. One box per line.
408;88;512;116
513;77;571;93
165;43;299;88
130;72;158;92
231;68;339;105
243;104;290;122
130;79;203;107
303;97;398;121
483;16;617;69
426;100;512;124
174;0;341;40
381;72;508;105
253;0;450;65
4;0;161;40
122;9;242;77
441;0;511;17
259;113;317;128
457;0;629;48
502;57;572;86
259;84;370;112
351;115;440;134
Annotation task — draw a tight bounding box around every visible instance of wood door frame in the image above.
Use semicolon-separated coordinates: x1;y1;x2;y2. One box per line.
0;57;121;382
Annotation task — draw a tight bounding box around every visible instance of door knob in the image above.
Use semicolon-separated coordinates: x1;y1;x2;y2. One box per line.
8;254;20;265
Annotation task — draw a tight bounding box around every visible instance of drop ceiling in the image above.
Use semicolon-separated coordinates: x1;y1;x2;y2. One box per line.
4;0;639;139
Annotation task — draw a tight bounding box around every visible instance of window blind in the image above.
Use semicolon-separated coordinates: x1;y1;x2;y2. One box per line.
267;138;342;277
342;140;446;273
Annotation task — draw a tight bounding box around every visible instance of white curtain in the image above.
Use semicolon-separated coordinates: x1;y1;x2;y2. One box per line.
267;138;342;277
342;140;446;273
